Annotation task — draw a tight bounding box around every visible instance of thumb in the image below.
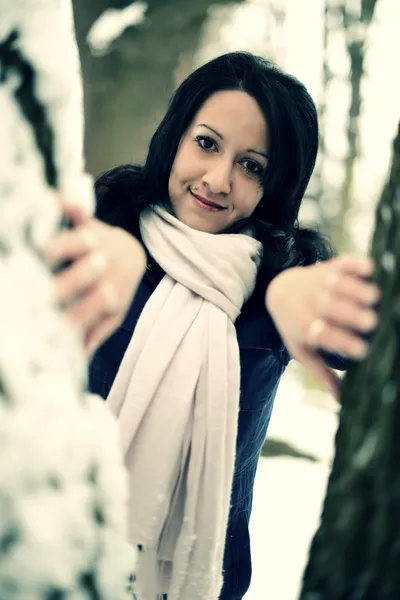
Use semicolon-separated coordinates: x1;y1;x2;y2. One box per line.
295;347;341;402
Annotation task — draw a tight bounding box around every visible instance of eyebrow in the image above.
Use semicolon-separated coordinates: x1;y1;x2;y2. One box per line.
198;123;224;140
197;123;269;160
247;149;269;160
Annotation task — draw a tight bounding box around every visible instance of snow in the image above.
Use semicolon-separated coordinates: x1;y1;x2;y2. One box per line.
380;205;392;223
353;431;378;469
87;2;148;56
246;458;330;600
244;366;338;599
381;251;395;272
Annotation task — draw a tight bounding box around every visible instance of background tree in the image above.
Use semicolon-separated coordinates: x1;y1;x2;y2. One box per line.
302;0;336;237
266;0;287;66
299;0;379;395
299;120;400;599
334;0;379;251
72;0;245;176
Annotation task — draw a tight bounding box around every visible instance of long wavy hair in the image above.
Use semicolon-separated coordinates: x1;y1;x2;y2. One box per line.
95;51;333;284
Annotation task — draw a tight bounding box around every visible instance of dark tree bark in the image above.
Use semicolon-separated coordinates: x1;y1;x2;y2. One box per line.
72;0;244;176
299;120;400;600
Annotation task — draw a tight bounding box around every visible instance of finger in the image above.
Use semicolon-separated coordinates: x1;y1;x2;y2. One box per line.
45;226;97;265
54;251;108;304
318;294;378;334
84;314;121;357
308;318;369;360
295;346;341;400
329;255;375;279
324;273;381;306
66;281;119;329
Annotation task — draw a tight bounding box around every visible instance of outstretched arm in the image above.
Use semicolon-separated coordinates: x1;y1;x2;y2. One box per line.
265;255;380;399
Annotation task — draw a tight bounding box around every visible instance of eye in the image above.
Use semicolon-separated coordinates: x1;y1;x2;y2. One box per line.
195;135;218;152
241;159;264;178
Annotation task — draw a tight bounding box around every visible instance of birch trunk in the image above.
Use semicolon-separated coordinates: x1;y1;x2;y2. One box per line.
334;0;379;251
0;1;132;597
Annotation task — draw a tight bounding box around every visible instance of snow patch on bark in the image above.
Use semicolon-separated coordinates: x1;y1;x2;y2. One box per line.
87;2;148;56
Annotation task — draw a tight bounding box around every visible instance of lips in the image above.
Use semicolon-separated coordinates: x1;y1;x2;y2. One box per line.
190;189;226;211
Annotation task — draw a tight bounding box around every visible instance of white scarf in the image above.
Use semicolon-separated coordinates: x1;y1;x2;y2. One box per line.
107;206;262;600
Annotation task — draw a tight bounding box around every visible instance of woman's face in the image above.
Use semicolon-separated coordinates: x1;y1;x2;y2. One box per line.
168;90;269;234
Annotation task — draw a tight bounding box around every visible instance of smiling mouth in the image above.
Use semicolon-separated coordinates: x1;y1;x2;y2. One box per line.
190;189;227;212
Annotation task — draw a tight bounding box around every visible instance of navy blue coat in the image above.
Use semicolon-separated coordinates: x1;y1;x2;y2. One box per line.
89;252;346;599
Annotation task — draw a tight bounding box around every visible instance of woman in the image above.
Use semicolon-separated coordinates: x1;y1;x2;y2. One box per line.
46;52;380;599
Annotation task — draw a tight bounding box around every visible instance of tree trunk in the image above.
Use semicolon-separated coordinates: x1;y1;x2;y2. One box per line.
303;0;335;237
268;0;287;67
334;0;379;251
0;2;131;596
299;120;400;599
72;0;245;176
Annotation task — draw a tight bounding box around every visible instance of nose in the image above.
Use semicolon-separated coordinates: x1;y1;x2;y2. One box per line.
202;158;232;196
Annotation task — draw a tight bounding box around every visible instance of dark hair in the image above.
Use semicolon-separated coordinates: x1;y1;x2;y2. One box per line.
95;51;333;283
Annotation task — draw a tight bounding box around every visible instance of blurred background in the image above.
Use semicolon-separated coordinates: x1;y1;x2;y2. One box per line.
72;0;400;596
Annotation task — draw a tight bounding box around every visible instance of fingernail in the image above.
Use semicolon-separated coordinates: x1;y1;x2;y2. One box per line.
308;319;325;345
353;340;368;359
368;286;381;304
102;283;118;313
81;229;97;250
326;271;340;288
362;258;375;276
362;311;378;331
90;251;107;273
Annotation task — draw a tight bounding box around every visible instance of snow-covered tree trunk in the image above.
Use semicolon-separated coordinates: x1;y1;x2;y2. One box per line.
299;121;400;599
0;1;134;597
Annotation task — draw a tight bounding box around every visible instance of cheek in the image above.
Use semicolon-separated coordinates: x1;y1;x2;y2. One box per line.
235;183;263;217
168;165;182;199
169;150;190;191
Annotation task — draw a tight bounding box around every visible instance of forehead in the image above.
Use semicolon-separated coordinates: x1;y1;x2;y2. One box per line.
192;90;268;151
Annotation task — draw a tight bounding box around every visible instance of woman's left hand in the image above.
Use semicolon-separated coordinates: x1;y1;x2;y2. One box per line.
45;201;146;356
265;255;381;399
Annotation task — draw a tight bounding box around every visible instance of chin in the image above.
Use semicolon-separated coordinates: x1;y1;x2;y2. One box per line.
180;213;221;234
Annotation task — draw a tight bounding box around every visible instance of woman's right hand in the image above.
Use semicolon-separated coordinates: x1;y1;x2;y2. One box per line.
45;202;146;356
